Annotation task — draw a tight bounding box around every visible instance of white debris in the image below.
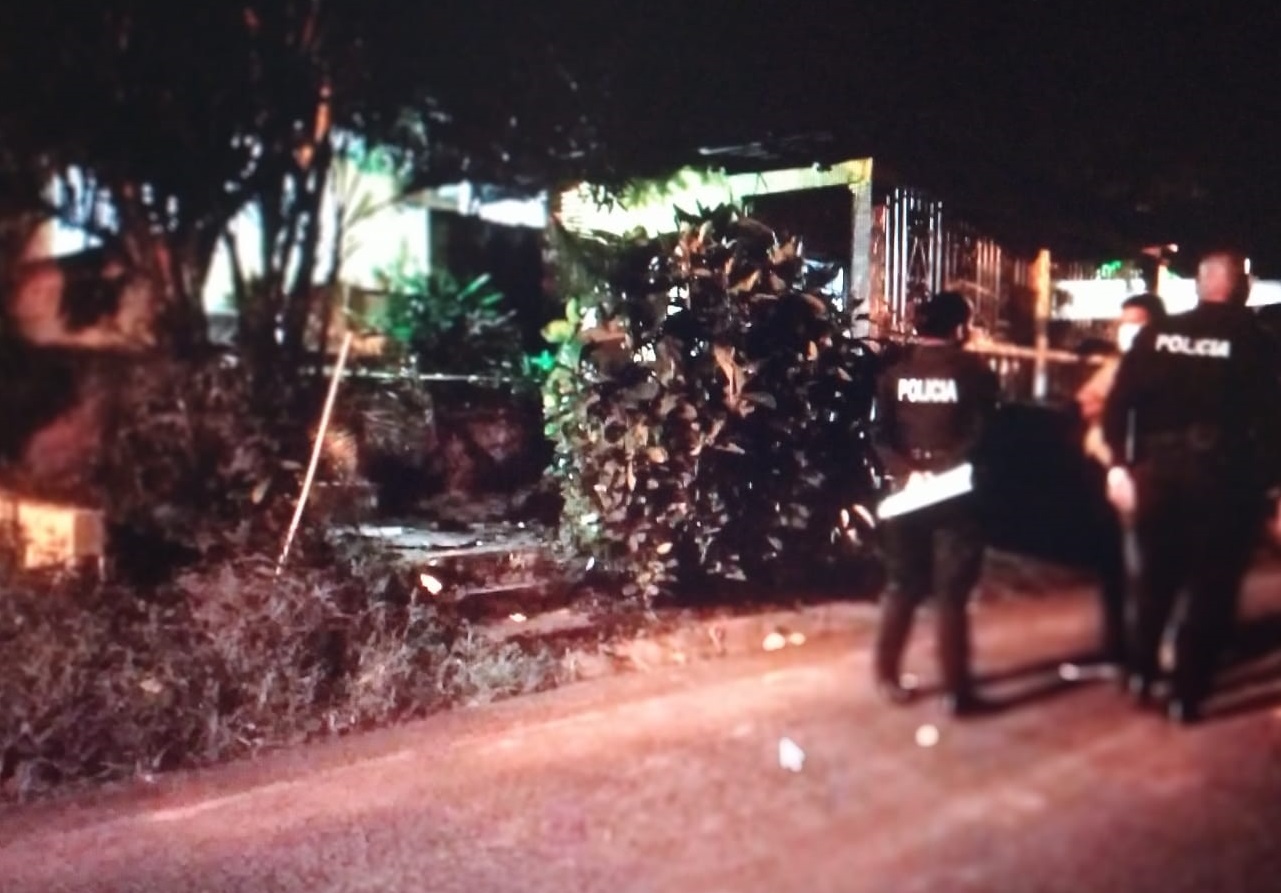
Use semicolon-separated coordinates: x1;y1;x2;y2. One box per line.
915;724;941;748
419;573;445;595
763;632;788;652
778;737;806;772
509;613;528;624
787;632;807;647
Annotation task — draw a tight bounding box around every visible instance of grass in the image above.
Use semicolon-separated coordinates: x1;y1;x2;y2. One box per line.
0;541;562;804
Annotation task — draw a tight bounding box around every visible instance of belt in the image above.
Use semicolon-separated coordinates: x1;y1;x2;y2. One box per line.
1142;427;1229;454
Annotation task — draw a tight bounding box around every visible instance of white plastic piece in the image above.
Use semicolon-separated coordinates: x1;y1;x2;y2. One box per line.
877;463;974;520
778;737;806;772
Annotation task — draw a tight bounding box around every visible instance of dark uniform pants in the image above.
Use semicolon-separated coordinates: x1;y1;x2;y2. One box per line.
1132;458;1261;707
875;495;984;696
1085;461;1134;666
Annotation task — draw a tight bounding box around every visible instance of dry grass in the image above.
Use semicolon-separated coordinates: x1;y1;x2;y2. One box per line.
0;544;561;804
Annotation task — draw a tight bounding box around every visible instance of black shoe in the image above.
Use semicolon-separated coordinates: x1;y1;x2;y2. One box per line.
1166;698;1203;726
941;692;994;719
875;678;915;706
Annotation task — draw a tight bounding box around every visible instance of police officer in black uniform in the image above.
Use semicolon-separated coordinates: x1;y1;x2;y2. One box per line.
872;291;1000;717
1103;251;1281;724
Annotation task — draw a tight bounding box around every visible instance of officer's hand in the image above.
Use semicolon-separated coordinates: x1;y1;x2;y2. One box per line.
905;471;931;490
1106;466;1137;516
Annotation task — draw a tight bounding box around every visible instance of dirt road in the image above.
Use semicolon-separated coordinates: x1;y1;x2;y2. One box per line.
3;572;1281;892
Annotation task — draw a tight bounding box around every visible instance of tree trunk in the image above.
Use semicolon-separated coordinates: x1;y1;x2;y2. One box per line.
281;142;333;361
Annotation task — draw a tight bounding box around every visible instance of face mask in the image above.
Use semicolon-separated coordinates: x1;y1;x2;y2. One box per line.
1116;322;1142;353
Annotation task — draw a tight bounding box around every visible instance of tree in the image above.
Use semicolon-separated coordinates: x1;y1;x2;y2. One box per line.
0;1;715;374
0;1;428;368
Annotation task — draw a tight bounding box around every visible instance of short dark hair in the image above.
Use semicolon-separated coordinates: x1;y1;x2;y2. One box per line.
914;290;972;338
1121;292;1167;322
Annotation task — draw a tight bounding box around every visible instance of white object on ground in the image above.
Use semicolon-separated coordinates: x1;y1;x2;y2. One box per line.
419;573;445;595
915;724;941;748
877;463;974;520
778;737;806;772
509;613;528;624
787;632;807;647
763;632;788;652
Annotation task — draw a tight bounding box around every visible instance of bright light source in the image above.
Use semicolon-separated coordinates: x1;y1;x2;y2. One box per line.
419;573;444;595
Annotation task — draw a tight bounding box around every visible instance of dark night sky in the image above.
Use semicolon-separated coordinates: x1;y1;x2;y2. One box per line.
495;1;1281;270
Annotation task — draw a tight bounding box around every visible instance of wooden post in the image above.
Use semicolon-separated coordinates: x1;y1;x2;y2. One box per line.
1032;248;1051;400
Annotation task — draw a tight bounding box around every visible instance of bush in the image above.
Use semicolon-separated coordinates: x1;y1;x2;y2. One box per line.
94;355;313;574
0;543;557;802
542;206;881;605
375;254;529;377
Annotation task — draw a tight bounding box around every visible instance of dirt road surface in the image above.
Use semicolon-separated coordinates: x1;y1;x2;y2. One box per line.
3;571;1281;892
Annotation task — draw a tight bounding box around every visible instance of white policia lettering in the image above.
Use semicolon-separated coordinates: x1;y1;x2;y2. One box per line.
897;377;960;403
1153;333;1232;358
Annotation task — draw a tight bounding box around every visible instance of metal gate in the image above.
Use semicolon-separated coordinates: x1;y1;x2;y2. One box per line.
874;186;1026;334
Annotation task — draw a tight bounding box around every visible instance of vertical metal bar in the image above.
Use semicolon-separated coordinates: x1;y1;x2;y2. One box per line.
848;188;859;320
935;201;945;294
896;191;905;324
886;193;897;325
1032;248;1051;401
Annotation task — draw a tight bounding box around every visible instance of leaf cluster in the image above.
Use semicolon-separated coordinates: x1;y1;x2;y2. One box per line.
543;205;880;604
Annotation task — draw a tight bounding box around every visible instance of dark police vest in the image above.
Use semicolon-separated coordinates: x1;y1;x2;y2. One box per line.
1107;302;1274;472
875;341;998;476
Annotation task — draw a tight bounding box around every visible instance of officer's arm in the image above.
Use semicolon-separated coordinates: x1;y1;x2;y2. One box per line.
1244;326;1281;495
1103;342;1143;467
871;370;915;479
1075;360;1115;424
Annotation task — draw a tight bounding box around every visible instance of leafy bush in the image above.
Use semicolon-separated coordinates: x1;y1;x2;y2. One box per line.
0;545;558;802
542;206;881;605
375;254;528;376
93;356;313;577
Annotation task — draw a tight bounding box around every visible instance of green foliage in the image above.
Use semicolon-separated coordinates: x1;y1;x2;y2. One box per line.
543;206;881;604
374;254;528;377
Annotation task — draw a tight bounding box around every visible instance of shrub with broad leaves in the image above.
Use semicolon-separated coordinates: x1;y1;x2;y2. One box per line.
543;205;881;605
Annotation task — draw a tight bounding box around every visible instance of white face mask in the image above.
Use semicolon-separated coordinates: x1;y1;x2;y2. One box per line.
1116;322;1142;353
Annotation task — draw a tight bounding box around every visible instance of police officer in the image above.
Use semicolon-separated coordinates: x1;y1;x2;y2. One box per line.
1103;251;1281;724
872;291;1000;717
